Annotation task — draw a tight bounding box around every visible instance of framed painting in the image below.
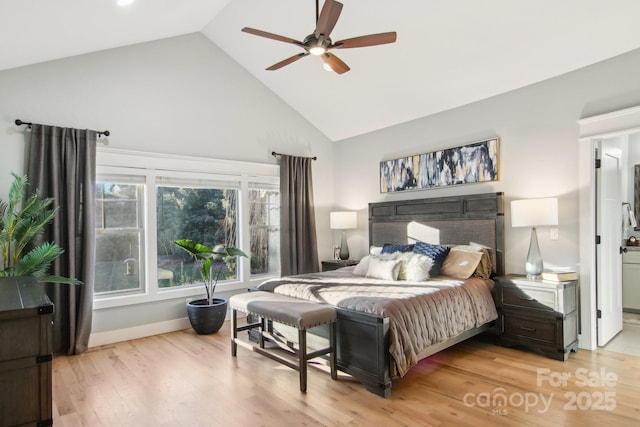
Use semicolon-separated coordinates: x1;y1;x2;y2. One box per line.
380;137;499;193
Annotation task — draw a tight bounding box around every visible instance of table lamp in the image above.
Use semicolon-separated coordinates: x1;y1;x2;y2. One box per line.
511;197;559;278
330;211;357;260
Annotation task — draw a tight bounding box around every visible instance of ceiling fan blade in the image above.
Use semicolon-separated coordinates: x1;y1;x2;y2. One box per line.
315;0;343;38
334;32;397;49
266;53;309;71
242;27;304;47
321;52;350;74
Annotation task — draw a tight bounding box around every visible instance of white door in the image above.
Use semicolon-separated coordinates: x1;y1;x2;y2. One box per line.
596;141;624;346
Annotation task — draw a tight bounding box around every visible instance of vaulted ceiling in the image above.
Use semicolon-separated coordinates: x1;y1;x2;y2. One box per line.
3;0;640;141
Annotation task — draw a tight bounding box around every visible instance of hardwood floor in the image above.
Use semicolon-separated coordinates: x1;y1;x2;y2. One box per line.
53;323;640;427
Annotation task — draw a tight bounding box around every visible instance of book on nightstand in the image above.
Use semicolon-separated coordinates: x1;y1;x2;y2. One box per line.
541;270;578;282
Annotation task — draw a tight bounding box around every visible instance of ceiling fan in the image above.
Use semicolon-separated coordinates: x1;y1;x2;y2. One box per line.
241;0;397;74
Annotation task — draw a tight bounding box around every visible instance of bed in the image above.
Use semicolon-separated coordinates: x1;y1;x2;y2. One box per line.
258;192;504;397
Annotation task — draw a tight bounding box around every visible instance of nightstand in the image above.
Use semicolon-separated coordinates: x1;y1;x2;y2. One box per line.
493;274;578;361
321;259;358;272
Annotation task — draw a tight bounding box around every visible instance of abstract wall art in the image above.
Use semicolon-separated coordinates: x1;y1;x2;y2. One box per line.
380;138;499;193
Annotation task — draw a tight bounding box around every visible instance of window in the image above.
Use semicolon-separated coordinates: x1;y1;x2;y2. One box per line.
94;178;145;295
156;183;239;288
248;183;280;276
93;150;280;304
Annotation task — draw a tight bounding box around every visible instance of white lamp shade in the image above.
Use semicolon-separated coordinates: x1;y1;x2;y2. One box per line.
511;198;559;227
330;211;357;230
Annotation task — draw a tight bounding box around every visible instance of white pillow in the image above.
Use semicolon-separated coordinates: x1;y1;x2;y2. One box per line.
402;253;433;281
370;245;383;255
353;255;371;276
395;252;415;280
366;256;401;280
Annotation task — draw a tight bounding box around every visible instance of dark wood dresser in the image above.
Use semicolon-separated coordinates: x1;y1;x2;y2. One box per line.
0;277;54;427
494;274;578;361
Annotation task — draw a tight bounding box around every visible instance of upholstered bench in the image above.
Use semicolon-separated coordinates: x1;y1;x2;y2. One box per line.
229;291;337;392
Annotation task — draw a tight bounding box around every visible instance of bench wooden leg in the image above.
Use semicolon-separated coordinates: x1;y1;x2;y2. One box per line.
299;328;307;392
231;308;238;357
329;321;337;380
259;316;266;349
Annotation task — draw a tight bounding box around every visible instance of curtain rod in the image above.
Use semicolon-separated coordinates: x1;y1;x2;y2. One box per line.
271;151;317;161
15;119;110;137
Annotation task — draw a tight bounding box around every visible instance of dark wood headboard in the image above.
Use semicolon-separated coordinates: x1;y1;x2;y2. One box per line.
368;192;504;276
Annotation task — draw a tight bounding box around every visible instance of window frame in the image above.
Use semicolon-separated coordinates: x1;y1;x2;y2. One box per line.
94;178;146;296
247;180;281;278
94;148;279;310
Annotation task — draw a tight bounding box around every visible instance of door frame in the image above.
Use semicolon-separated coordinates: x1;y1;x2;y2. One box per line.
578;105;640;350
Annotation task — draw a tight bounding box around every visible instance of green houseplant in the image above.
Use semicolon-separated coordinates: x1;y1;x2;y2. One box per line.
0;173;80;285
173;239;247;334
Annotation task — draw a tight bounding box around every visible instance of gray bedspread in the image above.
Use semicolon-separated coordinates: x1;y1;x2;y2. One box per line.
258;267;498;377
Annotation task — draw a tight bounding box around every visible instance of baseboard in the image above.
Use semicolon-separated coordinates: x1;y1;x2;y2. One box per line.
88;317;192;348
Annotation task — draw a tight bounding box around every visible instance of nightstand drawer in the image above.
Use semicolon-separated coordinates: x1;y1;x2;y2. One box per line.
502;286;557;312
502;314;556;345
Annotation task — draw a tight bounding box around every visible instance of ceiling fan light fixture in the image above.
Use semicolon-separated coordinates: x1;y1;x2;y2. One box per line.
309;46;326;56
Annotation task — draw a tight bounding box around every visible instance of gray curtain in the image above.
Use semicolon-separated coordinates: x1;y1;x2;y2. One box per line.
27;124;96;355
280;155;319;275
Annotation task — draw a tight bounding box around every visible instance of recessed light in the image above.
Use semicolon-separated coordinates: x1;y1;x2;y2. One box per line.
117;0;135;6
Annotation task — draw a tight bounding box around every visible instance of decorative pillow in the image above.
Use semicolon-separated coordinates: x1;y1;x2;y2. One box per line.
413;241;451;277
365;256;402;281
353;255;371;276
440;249;483;279
452;244;493;279
401;253;433;281
381;243;415;254
394;252;414;280
370;246;383;255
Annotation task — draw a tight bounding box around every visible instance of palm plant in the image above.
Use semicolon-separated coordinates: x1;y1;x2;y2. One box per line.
173;239;247;305
0;173;80;284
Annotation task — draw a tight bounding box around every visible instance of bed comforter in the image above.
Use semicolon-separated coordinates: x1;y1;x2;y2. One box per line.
258;267;498;377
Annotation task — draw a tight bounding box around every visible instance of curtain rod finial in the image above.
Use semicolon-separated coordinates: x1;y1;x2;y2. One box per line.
15;119;32;128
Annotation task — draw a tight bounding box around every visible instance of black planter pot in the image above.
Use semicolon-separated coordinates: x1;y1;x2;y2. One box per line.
186;298;227;334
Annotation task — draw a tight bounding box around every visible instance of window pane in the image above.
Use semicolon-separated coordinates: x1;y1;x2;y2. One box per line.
249;187;280;275
94;182;145;295
95;232;143;293
156;186;239;288
104;200;138;228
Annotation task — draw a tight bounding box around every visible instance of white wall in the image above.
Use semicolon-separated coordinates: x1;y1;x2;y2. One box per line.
333;47;640;276
0;33;335;343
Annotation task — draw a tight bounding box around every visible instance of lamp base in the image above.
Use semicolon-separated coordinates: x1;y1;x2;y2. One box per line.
339;230;350;260
525;227;544;278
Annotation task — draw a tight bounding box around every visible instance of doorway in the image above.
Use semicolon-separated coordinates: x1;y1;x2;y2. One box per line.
578;105;640;352
601;132;640;356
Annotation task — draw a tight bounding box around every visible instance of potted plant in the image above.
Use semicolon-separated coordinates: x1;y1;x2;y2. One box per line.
0;173;80;285
173;239;247;334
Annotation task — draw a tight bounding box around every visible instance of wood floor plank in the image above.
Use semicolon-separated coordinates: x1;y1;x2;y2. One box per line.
52;324;640;426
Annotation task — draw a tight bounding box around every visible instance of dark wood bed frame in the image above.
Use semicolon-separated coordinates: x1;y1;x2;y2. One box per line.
331;192;505;397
